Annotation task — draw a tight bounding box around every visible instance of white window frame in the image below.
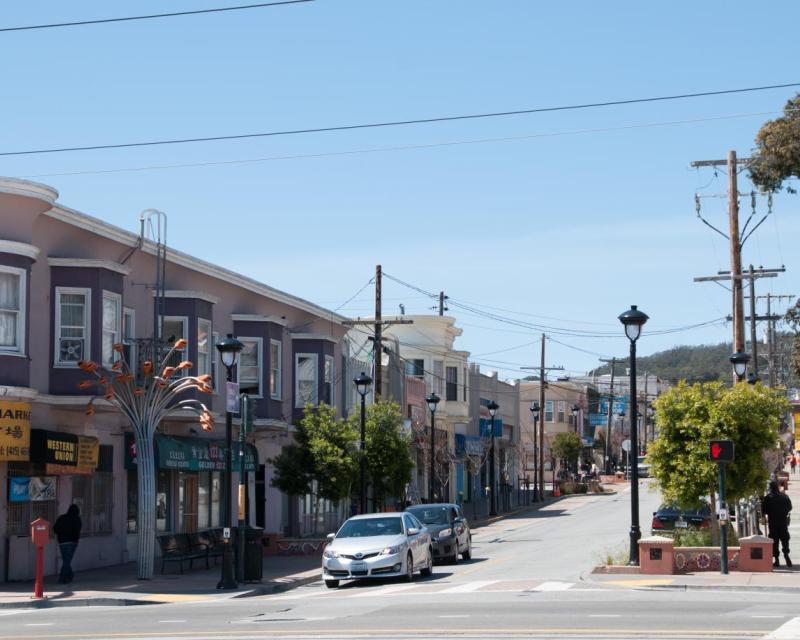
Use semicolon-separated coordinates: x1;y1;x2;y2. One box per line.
54;286;91;368
324;354;335;405
270;339;282;400
211;331;219;390
237;337;263;399
161;316;188;375
294;352;318;408
0;265;26;355
557;400;566;423
197;318;212;378
101;291;122;367
544;400;554;423
432;359;444;396
122;307;136;373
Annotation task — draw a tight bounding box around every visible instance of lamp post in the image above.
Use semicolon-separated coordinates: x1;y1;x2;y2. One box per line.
571;404;580;434
426;393;440;503
730;351;750;383
618;305;649;566
530;401;540;501
216;333;244;590
618;409;626;476
488;400;499;516
354;372;372;514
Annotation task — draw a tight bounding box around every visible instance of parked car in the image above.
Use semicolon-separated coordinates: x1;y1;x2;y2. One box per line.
406;503;472;564
651;502;711;534
637;456;650;478
322;513;433;589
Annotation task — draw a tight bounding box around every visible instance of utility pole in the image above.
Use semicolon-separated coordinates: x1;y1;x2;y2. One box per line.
438;291;447;316
642;373;648;455
599;358;617;475
727;151;745;360
749;265;758;379
767;293;776;387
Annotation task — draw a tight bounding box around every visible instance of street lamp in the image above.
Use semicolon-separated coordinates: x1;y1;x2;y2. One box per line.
487;400;499;516
216;333;244;590
354;372;372;514
618;304;648;566
747;372;759;385
729;351;750;382
530;401;540;501
571;404;580;434
426;392;440;503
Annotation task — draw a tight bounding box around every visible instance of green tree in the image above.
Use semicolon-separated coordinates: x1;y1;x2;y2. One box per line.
749;94;800;193
648;381;787;543
552;432;583;473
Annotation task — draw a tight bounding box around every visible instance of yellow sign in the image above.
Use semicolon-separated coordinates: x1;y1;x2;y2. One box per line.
0;401;31;461
78;436;99;467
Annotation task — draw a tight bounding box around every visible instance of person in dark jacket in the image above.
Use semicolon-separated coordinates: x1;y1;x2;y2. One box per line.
52;504;82;584
762;480;792;567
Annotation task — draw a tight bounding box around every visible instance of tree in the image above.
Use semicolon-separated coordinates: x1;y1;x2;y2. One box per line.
749;94;800;194
552;432;582;473
648;381;787;543
355;401;414;509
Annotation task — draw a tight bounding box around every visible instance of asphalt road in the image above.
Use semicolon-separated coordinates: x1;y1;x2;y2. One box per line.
1;482;798;640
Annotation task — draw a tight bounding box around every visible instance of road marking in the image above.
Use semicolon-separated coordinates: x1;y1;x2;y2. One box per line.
532;581;573;591
25;624;53;627
0;610;34;617
439;614;470;618
349;584;418;598
589;614;621;618
752;615;787;619
439;580;499;593
158;620;188;623
764;617;800;639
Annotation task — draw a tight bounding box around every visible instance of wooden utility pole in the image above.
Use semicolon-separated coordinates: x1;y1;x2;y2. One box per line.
767;293;776;387
748;265;758;379
438;291;447;316
727;151;745;363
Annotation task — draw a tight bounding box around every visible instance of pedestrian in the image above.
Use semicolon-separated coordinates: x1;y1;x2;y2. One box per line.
762;480;792;568
53;504;82;584
791;455;797;475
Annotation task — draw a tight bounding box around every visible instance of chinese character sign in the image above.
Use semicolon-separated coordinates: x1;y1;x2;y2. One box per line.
0;401;31;461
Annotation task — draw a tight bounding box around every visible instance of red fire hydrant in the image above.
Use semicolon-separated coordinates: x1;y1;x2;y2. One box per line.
30;517;50;599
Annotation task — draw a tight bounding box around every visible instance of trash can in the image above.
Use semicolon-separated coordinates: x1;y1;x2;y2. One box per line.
244;527;264;582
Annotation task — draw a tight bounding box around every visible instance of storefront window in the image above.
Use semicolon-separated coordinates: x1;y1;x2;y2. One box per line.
198;472;210;530
6;463;58;536
178;472;199;533
127;468;137;533
156;470;170;532
211;471;221;527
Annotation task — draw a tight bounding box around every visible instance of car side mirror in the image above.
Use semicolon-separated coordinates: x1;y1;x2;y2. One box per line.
326;533;335;541
407;527;419;536
454;517;464;524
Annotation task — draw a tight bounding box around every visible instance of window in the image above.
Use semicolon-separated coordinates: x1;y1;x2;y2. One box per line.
55;287;91;366
270;339;282;399
545;400;554;423
211;471;222;527
156;469;170;532
432;360;444;396
72;447;114;536
295;353;318;407
197;318;211;377
446;366;458;402
238;338;262;397
161;317;188;373
198;472;210;530
557;401;566;423
463;366;468;402
0;266;25;354
127;468;137;533
323;355;334;405
102;291;122;366
122;308;136;373
405;359;424;378
211;331;219;389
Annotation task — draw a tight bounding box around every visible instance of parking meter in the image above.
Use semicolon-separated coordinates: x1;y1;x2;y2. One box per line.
30;517;50;598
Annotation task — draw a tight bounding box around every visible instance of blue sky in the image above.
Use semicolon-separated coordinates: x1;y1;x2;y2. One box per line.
2;1;799;378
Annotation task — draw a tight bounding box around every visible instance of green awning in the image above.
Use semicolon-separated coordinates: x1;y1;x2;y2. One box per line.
124;433;257;472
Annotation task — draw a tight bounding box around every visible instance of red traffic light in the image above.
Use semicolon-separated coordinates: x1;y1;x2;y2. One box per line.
708;439;734;463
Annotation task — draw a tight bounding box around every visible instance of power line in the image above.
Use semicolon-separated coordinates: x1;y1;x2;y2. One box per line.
3;84;797;157
18;111;777;179
0;1;314;33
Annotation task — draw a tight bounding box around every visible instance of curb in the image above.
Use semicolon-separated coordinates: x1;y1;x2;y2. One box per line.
0;597;162;609
234;572;321;598
644;583;800;594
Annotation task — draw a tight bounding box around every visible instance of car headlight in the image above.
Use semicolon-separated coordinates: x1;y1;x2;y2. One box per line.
379;545;400;556
323;549;340;559
438;528;452;538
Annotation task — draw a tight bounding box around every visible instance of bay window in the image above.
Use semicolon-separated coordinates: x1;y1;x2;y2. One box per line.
0;266;25;354
197;318;211;378
295;353;318;407
270;339;282;399
238;338;262;397
102;291;122;366
55;287;91;366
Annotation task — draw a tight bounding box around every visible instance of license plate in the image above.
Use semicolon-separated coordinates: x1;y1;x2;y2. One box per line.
676;520;688;529
351;562;367;572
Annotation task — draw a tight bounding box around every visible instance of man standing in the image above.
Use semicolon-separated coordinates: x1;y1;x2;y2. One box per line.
762;480;792;568
53;505;82;584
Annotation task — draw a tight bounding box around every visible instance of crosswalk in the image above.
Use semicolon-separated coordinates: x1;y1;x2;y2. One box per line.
267;578;582;601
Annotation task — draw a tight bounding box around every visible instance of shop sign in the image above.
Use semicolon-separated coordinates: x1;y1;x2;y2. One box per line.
135;434;258;472
9;476;56;503
45;436;100;475
0;400;31;461
30;429;78;466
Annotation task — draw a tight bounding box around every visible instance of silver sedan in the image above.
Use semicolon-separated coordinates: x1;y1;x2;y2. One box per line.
322;512;433;588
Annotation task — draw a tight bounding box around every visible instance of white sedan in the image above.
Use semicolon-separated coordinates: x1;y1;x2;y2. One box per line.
322;512;433;588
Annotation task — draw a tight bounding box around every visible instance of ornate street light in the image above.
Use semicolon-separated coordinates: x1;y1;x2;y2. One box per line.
426;392;440;503
572;404;580;433
530;401;540;501
216;334;244;589
729;351;750;382
354;372;373;513
487;400;499;516
618;305;648;566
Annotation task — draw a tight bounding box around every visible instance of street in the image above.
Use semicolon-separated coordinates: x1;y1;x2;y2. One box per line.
1;483;798;640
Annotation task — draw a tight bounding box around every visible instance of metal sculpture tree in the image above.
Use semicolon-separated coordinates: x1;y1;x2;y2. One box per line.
79;339;214;580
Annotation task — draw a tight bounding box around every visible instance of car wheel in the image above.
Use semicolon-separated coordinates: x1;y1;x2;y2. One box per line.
324;579;339;589
462;538;472;561
451;544;460;565
420;548;433;577
405;553;414;582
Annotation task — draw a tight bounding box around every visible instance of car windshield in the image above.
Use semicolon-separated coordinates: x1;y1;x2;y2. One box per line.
407;507;449;525
336;517;403;538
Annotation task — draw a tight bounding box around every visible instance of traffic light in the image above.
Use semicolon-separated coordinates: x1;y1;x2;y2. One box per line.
708;439;734;463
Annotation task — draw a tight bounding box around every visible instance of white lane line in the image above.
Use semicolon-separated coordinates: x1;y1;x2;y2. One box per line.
25;623;53;627
532;581;574;592
350;584;419;598
590;614;621;618
0;610;34;617
753;615;788;619
440;615;470;618
439;580;499;593
159;620;188;623
765;617;800;639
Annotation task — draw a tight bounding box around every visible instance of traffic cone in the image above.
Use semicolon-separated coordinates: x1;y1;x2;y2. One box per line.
553;483;561;497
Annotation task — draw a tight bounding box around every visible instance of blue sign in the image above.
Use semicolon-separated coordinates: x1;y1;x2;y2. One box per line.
599;399;627;416
589;413;607;427
479;418;502;438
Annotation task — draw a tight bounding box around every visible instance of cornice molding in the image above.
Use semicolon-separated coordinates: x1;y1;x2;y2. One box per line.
290;333;339;344
155;290;220;305
231;314;288;326
0;240;40;261
0;178;58;208
48;257;132;275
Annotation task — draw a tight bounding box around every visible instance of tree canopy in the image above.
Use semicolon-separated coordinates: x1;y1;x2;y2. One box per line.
749;94;800;193
552;431;583;470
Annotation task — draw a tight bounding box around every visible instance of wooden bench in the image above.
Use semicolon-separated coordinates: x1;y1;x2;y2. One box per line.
189;530;224;566
156;533;210;574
